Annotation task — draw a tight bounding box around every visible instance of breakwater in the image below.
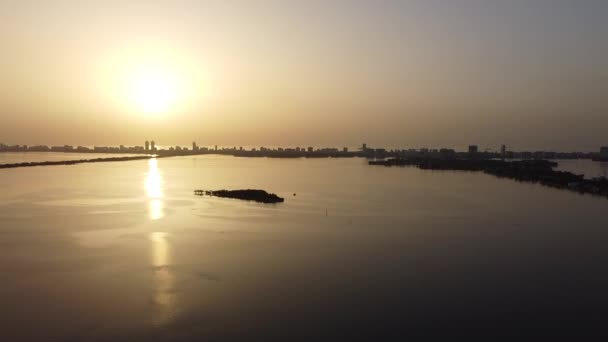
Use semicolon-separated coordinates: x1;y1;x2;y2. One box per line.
370;158;608;198
0;155;152;169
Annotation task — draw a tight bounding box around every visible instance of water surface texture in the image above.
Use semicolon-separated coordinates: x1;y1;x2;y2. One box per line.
1;156;607;340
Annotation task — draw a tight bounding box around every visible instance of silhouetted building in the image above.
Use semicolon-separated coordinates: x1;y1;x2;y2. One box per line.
151;141;156;151
145;141;150;151
468;145;478;154
601;146;608;157
439;148;456;159
343;147;348;153
215;145;218;151
501;145;506;158
192;141;198;151
362;143;367;151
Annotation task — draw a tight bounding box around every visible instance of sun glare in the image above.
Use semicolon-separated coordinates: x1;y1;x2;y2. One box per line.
129;65;181;115
103;50;205;117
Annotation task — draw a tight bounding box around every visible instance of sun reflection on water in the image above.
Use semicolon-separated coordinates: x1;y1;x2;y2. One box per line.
145;160;174;324
150;231;176;325
145;158;164;220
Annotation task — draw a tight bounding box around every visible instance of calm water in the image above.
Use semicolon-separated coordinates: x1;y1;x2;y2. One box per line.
0;156;607;340
554;158;608;178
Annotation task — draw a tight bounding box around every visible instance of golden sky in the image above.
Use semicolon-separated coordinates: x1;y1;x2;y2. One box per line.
0;0;606;151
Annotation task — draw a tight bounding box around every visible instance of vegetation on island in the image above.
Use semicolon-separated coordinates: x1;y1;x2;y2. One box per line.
194;189;285;203
370;158;608;199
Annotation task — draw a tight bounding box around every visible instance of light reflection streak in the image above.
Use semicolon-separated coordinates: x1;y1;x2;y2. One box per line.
145;158;164;220
144;159;175;324
149;231;176;325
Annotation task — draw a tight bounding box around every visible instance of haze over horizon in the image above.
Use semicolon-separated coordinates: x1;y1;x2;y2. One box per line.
1;0;607;151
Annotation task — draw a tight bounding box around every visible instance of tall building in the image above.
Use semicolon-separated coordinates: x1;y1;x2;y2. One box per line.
601;146;608;157
145;141;150;151
151;141;156;151
468;145;478;154
501;145;506;158
362;143;367;151
192;141;198;151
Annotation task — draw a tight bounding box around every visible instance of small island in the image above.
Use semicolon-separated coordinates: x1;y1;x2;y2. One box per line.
194;189;285;203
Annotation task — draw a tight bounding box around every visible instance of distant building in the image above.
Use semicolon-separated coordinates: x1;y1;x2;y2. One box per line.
307;147;314;153
468;145;478;154
192;141;198;151
601;146;608;157
501;145;506;158
151;141;156;151
343;147;348;153
362;143;367;151
439;148;456;159
215;145;218;151
145;141;150;151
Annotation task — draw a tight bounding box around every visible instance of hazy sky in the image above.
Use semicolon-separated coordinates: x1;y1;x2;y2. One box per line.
0;0;606;151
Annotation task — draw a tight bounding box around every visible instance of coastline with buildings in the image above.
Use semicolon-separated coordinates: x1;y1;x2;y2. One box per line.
1;140;607;201
1;142;607;192
1;142;607;161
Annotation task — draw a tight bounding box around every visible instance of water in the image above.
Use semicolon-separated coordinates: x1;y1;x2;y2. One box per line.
553;159;608;178
0;155;607;340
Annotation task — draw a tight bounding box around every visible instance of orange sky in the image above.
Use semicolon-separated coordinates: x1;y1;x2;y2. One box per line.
0;1;607;151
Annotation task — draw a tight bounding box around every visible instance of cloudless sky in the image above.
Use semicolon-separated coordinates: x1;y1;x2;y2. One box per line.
0;0;606;151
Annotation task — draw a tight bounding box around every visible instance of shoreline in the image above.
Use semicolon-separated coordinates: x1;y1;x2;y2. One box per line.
0;155;152;169
370;158;608;199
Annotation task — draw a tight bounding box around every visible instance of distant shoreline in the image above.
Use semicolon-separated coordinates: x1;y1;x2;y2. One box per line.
370;158;608;199
0;149;605;161
0;156;152;169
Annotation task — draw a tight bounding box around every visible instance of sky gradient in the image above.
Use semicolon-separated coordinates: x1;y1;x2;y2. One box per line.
0;0;606;151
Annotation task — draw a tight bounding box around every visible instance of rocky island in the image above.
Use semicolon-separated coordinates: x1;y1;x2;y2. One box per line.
370;158;608;199
194;189;285;203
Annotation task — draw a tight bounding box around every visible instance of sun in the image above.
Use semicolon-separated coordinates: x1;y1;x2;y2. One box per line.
128;65;181;115
103;50;203;116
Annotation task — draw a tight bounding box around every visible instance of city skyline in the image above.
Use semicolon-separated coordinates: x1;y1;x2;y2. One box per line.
2;140;607;158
